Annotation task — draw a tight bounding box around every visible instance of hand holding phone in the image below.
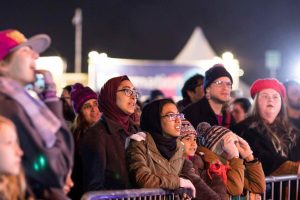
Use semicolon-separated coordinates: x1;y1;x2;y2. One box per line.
33;73;46;93
34;70;57;100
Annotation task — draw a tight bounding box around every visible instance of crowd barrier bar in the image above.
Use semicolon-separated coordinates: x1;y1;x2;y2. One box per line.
81;188;191;200
81;175;300;200
263;175;299;200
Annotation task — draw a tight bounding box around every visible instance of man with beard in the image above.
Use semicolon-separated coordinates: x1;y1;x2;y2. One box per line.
183;64;234;128
284;80;300;130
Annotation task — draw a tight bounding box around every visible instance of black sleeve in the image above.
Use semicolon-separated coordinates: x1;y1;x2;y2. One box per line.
243;130;288;175
289;133;300;161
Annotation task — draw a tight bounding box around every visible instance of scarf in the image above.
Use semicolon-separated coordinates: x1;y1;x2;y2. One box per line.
207;160;230;184
0;77;60;148
151;131;177;160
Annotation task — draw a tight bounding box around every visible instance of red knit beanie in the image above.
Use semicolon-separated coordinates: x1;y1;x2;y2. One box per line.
250;78;286;99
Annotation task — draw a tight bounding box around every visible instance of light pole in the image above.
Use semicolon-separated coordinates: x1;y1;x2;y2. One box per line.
265;50;281;78
72;8;82;73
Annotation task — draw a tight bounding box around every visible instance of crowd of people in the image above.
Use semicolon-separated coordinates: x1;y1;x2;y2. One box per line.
0;29;299;200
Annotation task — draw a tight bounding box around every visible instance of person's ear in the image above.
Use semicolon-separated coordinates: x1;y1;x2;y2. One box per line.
205;87;211;99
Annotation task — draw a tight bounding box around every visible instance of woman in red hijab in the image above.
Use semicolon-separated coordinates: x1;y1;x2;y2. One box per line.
80;75;140;192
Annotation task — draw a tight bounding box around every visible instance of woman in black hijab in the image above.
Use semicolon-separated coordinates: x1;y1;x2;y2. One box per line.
126;98;226;200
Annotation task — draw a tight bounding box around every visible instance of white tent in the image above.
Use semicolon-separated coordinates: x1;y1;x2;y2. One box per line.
175;27;250;97
175;27;216;61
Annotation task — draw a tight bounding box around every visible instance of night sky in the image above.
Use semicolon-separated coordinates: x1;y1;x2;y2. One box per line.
3;0;300;84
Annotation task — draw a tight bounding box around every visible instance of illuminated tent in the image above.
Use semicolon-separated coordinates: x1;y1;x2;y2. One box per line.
175;27;250;97
175;27;216;61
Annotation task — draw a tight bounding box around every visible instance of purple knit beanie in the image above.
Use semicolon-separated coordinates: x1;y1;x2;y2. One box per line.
71;83;98;113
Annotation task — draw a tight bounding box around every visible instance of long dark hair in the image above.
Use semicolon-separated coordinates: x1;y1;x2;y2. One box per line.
71;112;90;148
251;94;297;157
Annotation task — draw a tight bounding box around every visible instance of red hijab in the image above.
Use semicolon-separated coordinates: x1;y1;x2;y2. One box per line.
98;75;131;131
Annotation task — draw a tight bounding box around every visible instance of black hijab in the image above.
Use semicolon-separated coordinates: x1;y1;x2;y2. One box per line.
140;98;177;160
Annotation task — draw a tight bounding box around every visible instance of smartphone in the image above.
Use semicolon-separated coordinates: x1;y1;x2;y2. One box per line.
33;73;45;93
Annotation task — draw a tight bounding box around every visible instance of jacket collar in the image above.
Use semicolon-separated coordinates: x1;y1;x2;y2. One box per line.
145;132;185;162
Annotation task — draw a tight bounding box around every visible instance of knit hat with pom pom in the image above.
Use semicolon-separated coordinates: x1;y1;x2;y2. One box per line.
196;122;232;150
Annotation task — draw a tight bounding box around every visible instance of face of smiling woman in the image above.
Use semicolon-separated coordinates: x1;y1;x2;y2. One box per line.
160;103;182;138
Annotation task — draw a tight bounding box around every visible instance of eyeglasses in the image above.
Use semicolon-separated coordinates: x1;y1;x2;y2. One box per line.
212;80;232;88
117;88;140;98
161;113;185;121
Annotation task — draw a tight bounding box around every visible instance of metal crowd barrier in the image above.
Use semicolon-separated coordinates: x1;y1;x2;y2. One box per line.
263;175;299;200
81;188;192;200
81;175;300;200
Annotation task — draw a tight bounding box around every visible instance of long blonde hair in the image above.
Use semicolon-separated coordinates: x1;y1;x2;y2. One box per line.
0;116;28;200
0;172;27;200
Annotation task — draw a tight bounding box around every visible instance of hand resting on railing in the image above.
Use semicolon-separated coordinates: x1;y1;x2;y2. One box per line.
179;178;196;198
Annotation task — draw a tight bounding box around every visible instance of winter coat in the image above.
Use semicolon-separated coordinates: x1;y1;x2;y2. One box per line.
182;97;234;129
233;117;299;176
126;132;227;200
0;93;74;200
80;115;140;191
198;146;266;196
126;132;185;189
187;154;227;199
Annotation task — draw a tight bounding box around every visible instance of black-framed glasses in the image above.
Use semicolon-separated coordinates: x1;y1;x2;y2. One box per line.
161;113;185;121
212;80;232;88
117;88;140;98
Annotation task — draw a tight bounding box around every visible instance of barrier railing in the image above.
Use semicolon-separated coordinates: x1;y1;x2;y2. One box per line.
263;175;299;200
81;188;192;200
81;175;300;200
